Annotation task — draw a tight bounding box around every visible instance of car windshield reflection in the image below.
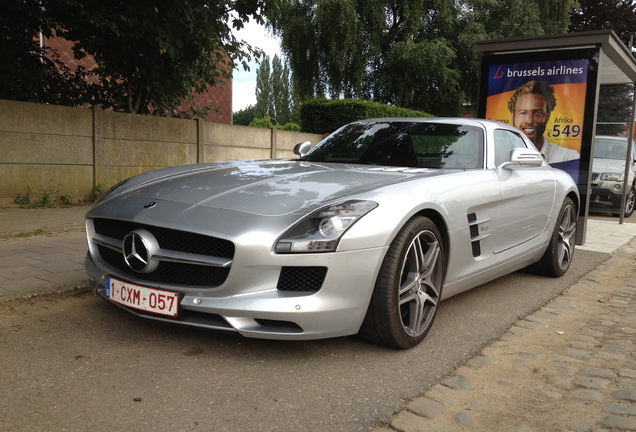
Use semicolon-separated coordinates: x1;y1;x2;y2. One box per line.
302;121;484;169
594;137;631;160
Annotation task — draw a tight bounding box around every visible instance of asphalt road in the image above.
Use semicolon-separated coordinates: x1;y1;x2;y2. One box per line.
0;248;608;432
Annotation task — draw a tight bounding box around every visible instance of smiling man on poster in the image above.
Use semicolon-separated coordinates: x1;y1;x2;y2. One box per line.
507;80;580;163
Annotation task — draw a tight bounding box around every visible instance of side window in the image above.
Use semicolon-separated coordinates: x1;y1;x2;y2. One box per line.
494;129;528;166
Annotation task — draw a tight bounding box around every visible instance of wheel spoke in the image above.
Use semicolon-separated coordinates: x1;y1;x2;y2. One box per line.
557;204;576;268
627;190;635;214
398;231;442;337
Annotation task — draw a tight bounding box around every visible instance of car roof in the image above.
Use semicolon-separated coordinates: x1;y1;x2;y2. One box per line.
595;135;629;141
354;117;513;130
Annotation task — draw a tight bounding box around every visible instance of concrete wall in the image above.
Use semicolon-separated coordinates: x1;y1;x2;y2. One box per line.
0;99;325;206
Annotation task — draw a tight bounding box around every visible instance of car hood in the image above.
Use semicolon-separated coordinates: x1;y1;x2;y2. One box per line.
115;160;437;216
592;158;629;174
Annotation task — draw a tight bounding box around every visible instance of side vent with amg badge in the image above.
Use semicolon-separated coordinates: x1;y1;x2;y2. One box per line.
467;212;492;258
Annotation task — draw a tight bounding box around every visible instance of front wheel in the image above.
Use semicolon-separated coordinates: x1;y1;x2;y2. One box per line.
624;187;635;217
611;186;634;218
529;197;577;277
359;216;445;349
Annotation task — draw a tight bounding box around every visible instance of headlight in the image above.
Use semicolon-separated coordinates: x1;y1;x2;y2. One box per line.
600;172;624;182
275;200;378;253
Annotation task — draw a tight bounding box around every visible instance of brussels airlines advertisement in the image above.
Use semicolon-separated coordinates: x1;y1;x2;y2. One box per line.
484;59;589;182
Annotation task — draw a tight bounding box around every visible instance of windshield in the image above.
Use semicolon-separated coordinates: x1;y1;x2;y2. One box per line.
302;121;484;169
594;138;629;160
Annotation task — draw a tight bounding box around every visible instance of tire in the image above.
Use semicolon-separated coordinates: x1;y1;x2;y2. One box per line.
611;186;635;218
359;216;445;349
529;197;577;277
624;187;635;218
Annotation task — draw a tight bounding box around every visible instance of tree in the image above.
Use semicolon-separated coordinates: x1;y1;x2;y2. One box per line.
457;0;577;105
0;0;87;105
1;0;266;116
569;0;636;49
271;55;293;125
233;104;258;126
267;0;576;116
254;54;294;124
255;55;272;118
596;84;635;136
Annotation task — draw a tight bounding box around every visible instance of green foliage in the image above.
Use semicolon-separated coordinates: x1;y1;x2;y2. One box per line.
249;114;301;131
16;227;51;238
233;104;258;126
255;54;295;124
89;185;105;204
40;190;53;207
0;1;87;105
13;186;31;206
14;184;77;208
268;0;577;116
569;0;636;47
2;0;266;117
255;56;272;118
380;39;461;116
300;99;433;134
271;55;293;124
249;115;276;128
277;123;301;132
596;84;635;136
58;194;74;205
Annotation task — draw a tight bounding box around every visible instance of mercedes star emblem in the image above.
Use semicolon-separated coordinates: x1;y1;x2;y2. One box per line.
122;229;160;273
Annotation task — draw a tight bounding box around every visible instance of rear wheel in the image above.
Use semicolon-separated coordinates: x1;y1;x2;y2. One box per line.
529;197;576;277
359;216;445;349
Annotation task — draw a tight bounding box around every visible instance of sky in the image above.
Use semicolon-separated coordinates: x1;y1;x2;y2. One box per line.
232;21;283;112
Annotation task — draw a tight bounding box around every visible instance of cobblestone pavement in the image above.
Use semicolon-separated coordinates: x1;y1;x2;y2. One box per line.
372;239;636;432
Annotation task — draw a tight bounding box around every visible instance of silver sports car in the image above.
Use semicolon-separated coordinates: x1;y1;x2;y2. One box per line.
85;118;579;349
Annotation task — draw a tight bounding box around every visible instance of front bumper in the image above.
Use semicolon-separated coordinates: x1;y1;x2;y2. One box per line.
590;183;625;208
85;244;387;340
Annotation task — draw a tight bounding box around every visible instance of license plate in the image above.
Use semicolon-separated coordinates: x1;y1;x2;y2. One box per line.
105;277;179;317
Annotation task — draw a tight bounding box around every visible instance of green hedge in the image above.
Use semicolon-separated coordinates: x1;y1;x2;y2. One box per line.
300;99;433;134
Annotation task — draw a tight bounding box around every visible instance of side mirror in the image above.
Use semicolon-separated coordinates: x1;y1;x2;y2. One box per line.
499;147;544;169
293;141;312;157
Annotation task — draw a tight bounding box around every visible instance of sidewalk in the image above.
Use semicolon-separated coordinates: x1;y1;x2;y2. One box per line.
0;206;89;299
1;207;636;432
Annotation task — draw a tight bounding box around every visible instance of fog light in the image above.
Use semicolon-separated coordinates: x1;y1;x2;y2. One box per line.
614;184;622;191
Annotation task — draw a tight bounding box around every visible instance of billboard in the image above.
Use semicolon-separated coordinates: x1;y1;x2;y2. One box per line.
482;58;590;182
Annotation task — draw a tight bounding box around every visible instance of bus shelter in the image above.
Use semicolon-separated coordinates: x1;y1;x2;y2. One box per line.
476;30;636;245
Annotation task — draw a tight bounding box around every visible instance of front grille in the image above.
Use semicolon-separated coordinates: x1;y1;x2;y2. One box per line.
277;266;328;292
94;219;234;258
93;218;234;287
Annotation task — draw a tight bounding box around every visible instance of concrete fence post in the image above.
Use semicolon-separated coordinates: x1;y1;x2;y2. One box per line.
197;118;205;163
270;127;278;159
92;106;103;191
